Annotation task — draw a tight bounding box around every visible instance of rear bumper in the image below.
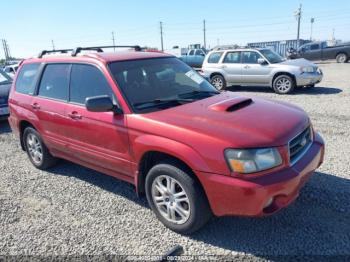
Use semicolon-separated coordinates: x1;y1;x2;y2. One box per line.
296;71;323;86
196;132;325;217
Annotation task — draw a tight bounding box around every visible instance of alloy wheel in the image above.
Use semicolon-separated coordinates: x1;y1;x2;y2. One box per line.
211;77;223;90
151;175;191;224
26;133;43;165
275;77;292;93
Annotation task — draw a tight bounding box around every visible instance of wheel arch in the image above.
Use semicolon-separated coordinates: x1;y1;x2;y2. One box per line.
19;120;36;151
271;71;296;87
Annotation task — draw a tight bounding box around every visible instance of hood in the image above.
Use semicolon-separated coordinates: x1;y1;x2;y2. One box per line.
279;58;316;67
140;92;309;148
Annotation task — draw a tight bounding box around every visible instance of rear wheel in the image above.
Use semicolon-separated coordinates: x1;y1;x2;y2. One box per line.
145;161;212;234
336;53;348;63
23;127;58;169
210;74;226;90
272;75;295;94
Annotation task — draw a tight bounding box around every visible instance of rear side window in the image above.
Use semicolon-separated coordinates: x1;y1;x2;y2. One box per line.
207;52;223;63
38;64;70;101
15;63;40;95
223;52;241;63
70;64;115;105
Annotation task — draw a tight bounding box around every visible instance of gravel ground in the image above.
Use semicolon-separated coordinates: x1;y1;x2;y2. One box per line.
0;62;349;261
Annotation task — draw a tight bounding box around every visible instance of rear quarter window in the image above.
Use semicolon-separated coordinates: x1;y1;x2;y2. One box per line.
207;52;223;63
15;63;41;95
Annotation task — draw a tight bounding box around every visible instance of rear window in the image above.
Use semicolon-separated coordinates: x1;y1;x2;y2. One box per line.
207;52;223;63
15;63;40;95
38;64;70;101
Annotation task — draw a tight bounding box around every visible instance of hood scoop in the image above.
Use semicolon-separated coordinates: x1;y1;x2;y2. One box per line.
209;97;253;112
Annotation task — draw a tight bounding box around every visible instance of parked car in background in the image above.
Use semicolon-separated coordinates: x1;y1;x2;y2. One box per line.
179;48;207;68
0;70;12;119
9;46;324;234
3;63;19;78
290;41;350;63
202;48;323;94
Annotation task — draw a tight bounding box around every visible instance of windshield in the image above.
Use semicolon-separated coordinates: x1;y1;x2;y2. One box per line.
109;57;219;113
260;49;284;64
0;70;12;84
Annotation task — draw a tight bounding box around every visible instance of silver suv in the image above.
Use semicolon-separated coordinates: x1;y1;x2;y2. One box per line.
202;48;323;94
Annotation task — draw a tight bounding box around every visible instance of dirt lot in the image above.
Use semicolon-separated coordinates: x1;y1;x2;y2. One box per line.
0;62;349;261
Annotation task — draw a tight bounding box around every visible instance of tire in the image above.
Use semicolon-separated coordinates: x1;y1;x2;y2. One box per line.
210;74;226;90
23;127;58;170
145;160;212;234
272;75;295;94
336;53;348;63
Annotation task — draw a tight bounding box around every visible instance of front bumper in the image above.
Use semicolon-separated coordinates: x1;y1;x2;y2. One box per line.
296;71;323;86
196;132;325;217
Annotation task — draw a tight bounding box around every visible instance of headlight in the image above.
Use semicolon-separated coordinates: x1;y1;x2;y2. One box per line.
300;66;315;73
225;148;282;174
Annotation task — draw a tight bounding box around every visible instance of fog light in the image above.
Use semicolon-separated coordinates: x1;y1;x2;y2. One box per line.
264;197;273;208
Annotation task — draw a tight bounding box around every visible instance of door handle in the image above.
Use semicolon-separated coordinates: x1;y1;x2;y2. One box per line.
221;65;227;68
68;111;82;120
31;102;40;110
244;65;250;69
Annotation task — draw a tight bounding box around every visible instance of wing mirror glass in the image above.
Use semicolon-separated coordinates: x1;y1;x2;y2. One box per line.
257;58;267;65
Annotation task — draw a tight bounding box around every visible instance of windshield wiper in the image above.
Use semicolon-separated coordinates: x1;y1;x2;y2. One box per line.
133;97;194;110
178;90;219;98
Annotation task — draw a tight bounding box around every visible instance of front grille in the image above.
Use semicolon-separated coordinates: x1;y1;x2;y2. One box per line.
289;126;312;165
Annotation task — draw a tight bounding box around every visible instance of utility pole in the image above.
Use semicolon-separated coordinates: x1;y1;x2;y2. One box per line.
203;19;206;49
310;18;315;41
295;4;302;48
51;40;55;50
111;31;116;51
2;39;10;61
160;21;164;51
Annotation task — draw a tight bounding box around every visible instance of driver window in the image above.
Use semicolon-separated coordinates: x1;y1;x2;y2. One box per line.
242;51;262;64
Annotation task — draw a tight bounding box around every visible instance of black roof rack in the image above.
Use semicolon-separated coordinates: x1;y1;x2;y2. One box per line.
71;45;142;56
38;49;73;58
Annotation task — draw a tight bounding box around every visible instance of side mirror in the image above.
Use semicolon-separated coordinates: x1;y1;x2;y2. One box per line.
85;95;122;114
200;53;205;56
257;58;267;65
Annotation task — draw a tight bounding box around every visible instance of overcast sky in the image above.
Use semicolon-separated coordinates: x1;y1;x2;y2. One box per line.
1;0;350;58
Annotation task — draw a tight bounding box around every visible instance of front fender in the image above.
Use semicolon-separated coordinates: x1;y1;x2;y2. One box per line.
132;134;211;173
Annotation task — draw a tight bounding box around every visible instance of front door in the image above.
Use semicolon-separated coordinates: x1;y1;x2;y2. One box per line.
65;63;132;178
241;51;272;85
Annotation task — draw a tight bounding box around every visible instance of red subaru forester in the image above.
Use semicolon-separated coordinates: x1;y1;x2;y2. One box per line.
8;46;325;234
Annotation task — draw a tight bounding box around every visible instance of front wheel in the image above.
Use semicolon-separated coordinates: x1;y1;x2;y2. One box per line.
272;75;295;94
145;161;212;234
210;74;226;90
336;53;348;63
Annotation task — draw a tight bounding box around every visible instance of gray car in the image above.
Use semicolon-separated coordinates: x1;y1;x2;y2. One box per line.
202;48;323;94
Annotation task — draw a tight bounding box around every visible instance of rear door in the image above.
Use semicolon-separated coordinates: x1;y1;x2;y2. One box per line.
64;63;132;178
221;51;242;84
241;51;271;85
33;63;71;151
